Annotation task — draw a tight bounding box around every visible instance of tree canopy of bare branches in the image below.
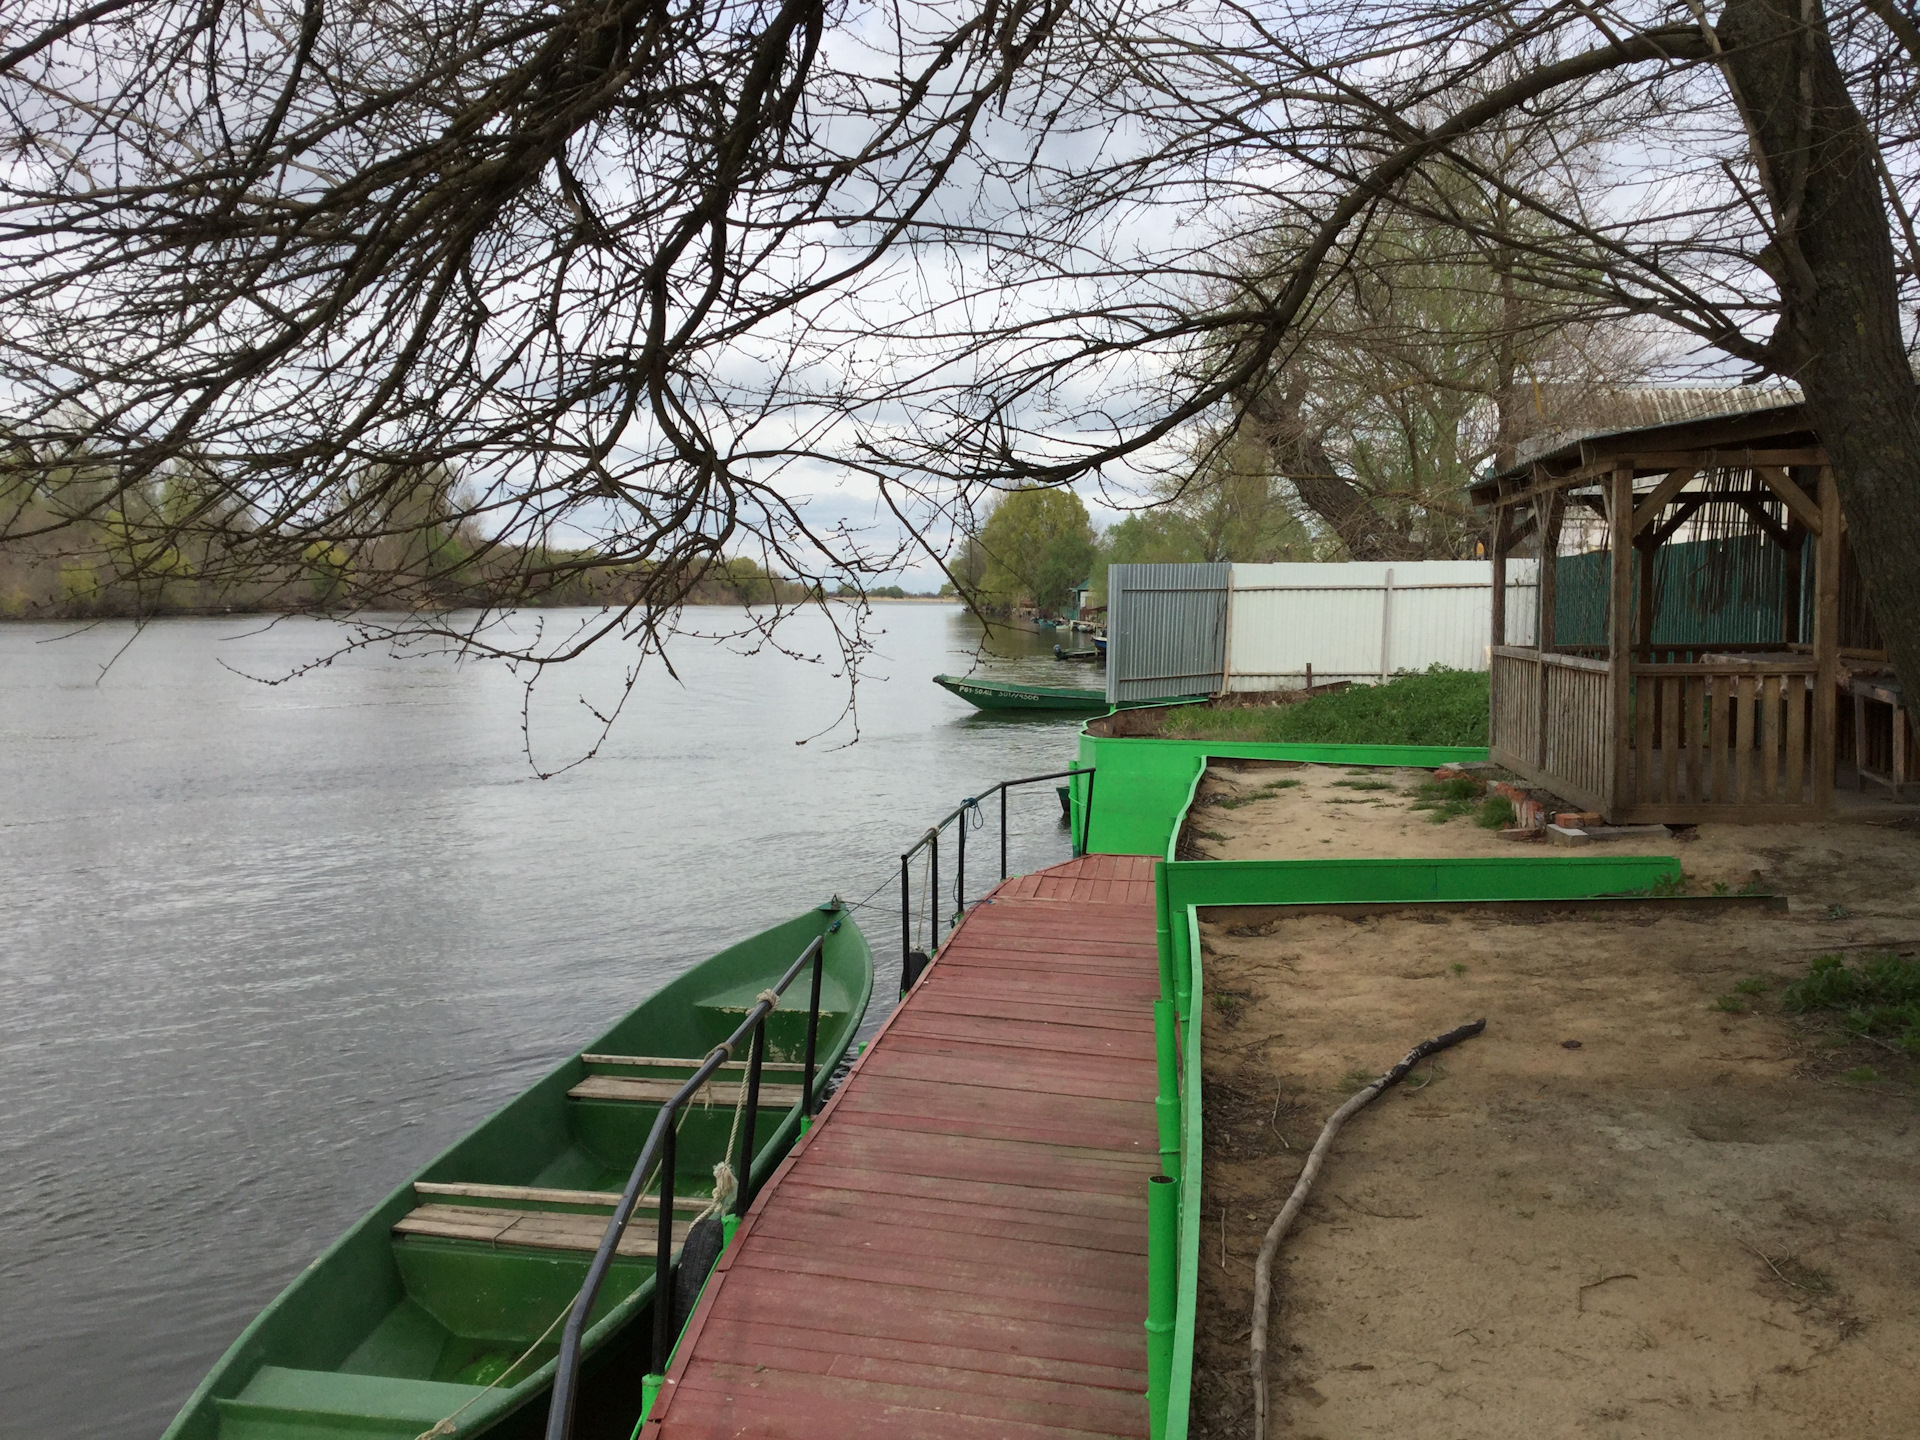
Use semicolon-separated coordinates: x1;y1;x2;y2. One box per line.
3;0;1918;696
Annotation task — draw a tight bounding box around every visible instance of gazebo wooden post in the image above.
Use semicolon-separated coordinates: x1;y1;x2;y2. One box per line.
1607;465;1636;819
1812;466;1842;813
1490;504;1509;648
1535;488;1561;771
1537;489;1560;652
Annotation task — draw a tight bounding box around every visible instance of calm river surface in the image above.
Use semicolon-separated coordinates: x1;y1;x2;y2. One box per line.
0;603;1098;1438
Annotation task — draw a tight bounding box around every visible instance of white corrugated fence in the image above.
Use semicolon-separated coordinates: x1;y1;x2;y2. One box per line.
1107;560;1538;697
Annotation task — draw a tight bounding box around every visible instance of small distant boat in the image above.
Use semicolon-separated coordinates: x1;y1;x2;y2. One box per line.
1052;643;1101;663
934;674;1109;712
163;907;872;1440
1092;634;1107;658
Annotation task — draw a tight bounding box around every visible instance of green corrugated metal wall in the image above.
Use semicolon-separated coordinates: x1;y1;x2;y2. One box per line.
1553;535;1804;647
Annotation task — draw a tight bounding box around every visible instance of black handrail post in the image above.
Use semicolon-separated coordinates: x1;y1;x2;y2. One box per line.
650;1123;678;1372
956;800;967;921
1082;768;1097;856
999;785;1009;880
801;940;824;1116
929;829;940;952
733;1020;767;1216
898;853;911;992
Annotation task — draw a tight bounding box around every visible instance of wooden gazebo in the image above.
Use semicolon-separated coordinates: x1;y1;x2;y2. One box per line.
1473;396;1884;823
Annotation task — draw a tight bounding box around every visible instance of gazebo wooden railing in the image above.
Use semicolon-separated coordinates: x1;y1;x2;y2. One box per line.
1475;397;1851;823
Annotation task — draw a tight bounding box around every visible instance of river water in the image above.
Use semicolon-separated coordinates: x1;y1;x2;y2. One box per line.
0;603;1100;1438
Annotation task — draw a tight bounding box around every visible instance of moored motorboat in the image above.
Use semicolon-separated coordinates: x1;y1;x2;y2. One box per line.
161;906;872;1440
933;673;1109;712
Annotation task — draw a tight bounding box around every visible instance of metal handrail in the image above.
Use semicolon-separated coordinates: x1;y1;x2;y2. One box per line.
897;765;1095;992
544;931;830;1440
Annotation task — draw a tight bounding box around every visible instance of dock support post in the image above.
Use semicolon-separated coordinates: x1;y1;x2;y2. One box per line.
1154;1001;1180;1178
1145;1173;1180;1440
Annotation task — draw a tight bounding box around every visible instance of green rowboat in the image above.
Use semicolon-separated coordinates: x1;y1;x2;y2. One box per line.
162;904;872;1440
933;673;1109;712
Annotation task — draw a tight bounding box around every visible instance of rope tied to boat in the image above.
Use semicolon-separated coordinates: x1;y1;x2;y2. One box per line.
694;988;782;1224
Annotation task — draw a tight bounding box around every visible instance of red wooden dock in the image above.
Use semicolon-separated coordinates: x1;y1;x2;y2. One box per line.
642;854;1162;1439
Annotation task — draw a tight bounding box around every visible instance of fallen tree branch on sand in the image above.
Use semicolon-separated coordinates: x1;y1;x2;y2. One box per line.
1250;1018;1487;1440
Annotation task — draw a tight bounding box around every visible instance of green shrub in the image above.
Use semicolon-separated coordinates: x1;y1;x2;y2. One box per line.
1410;775;1480;823
1782;953;1920;1055
1474;796;1516;829
1162;666;1489;747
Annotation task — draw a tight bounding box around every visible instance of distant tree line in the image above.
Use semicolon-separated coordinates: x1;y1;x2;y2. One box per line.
0;452;813;620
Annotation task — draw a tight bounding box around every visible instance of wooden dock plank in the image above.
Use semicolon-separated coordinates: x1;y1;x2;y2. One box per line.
644;855;1158;1440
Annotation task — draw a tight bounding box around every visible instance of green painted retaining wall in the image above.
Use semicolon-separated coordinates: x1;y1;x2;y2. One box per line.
1072;730;1491;857
1101;729;1684;1440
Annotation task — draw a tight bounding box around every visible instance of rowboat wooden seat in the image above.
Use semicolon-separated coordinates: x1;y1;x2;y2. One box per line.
215;1366;488;1431
410;1180;705;1213
578;1052;807;1072
571;1051;809;1106
567;1074;804;1106
393;1204;692;1259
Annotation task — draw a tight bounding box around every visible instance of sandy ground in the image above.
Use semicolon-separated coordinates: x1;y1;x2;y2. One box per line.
1181;762;1525;862
1189;766;1920;1439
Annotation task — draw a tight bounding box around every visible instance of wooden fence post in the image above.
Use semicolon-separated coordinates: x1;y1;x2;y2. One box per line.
1608;467;1635;820
1812;467;1841;814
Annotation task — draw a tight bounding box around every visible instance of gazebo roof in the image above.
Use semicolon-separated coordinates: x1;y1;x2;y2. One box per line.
1472;390;1821;507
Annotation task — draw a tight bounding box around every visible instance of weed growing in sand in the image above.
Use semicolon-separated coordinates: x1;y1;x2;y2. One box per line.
1475;796;1516;829
1451;963;1467;976
1215;779;1301;809
1735;977;1771;995
1411;775;1479;822
1782;953;1920;1054
1841;1066;1880;1085
1714;994;1745;1013
1332;778;1396;791
1198;827;1227;842
1341;1066;1377;1091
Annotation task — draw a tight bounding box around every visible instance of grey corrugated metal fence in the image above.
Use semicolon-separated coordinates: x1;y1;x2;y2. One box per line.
1106;563;1229;703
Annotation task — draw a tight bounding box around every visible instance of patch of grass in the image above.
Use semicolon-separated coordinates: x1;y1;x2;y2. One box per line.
1214;778;1302;809
1474;795;1516;829
1781;952;1920;1055
1840;1066;1880;1085
1714;994;1745;1013
1649;872;1688;898
1340;1066;1378;1092
1410;775;1480;823
1197;827;1227;843
1159;666;1491;746
1450;962;1468;977
1331;778;1397;791
1735;976;1771;995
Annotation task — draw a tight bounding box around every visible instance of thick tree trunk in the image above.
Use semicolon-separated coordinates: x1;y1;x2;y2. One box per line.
1719;0;1920;704
1245;378;1417;560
